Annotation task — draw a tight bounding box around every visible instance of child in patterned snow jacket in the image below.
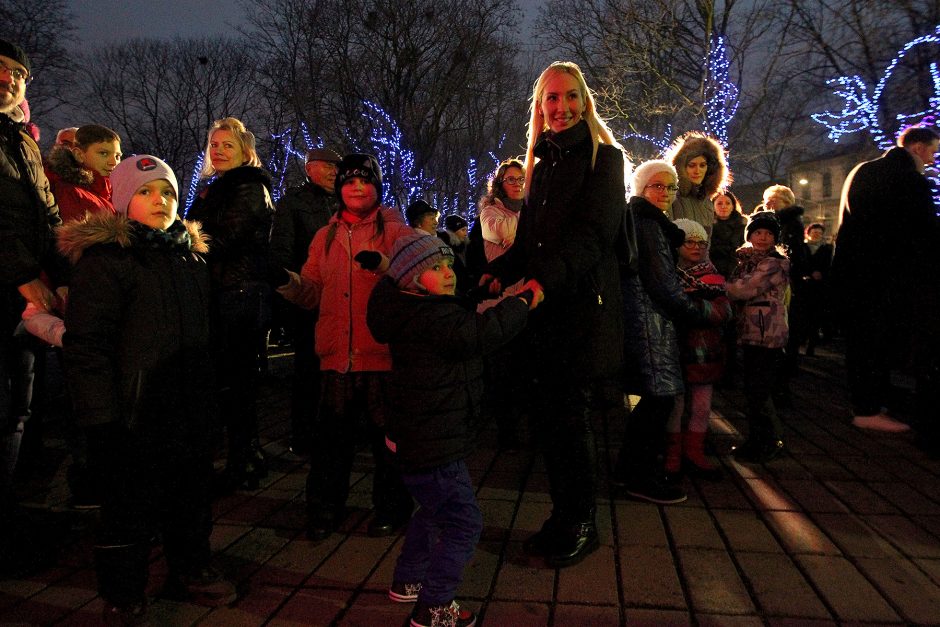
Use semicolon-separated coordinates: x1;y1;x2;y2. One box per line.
726;210;790;464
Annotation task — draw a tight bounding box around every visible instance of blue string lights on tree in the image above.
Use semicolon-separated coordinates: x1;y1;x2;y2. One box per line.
703;35;739;148
811;24;940;210
267;122;322;203
812;24;940;149
356;100;430;207
183;152;205;216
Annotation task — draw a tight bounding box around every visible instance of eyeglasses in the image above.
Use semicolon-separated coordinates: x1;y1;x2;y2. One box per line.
502;176;525;186
683;240;709;249
0;60;30;85
645;183;679;193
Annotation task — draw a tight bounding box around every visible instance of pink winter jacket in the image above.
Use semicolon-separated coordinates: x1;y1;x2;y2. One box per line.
292;206;413;373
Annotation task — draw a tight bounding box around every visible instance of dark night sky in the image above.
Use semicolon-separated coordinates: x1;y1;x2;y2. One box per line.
72;0;540;42
72;0;244;41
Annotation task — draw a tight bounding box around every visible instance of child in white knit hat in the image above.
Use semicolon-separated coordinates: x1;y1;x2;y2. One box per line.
59;154;236;622
367;233;535;627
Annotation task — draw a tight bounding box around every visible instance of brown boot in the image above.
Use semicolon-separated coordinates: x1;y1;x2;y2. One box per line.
664;432;683;474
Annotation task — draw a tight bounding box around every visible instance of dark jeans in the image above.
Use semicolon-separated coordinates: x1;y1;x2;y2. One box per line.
93;423;213;606
214;283;271;469
394;460;482;606
531;379;598;522
289;305;321;446
741;345;783;442
306;371;411;519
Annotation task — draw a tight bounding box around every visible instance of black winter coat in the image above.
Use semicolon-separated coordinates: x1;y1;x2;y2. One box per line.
488;120;624;380
621;197;721;396
710;210;746;278
60;214;214;449
367;277;528;472
832;147;939;335
270;180;337;273
777;204;807;280
0;114;64;293
187;166;275;290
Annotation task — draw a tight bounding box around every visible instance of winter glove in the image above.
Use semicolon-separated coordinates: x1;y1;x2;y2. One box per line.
354;250;382;270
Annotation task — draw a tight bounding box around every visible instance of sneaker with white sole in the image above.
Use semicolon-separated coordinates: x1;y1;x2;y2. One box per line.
410;600;476;627
388;581;422;603
852;413;911;433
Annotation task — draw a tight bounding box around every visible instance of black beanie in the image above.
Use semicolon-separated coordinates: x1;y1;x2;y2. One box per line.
405;199;438;227
746;210;781;241
444;214;468;232
0;40;30;76
336;153;383;200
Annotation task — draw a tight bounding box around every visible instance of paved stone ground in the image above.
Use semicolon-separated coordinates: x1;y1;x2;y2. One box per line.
1;340;939;626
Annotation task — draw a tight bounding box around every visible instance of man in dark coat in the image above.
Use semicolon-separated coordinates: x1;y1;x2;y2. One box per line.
0;39;67;574
831;125;940;441
269;147;340;455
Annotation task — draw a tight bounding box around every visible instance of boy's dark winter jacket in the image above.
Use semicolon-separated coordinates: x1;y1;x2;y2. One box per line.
367;276;528;472
60;213;214;445
710;210;746;278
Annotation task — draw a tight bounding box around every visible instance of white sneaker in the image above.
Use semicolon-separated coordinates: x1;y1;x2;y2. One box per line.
852;413;911;433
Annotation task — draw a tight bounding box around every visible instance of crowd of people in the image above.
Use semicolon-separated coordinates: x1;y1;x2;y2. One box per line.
2;39;939;627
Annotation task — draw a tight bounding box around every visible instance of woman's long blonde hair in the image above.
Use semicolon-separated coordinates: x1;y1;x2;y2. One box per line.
524;61;623;193
200;116;262;178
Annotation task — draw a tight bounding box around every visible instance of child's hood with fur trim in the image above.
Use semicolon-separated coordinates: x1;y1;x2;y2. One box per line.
57;211;209;265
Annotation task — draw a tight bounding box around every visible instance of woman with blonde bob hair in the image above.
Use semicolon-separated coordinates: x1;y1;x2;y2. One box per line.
486;61;628;568
188;116;275;493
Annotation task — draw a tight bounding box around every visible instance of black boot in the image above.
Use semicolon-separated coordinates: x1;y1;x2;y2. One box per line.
522;514;564;557
547;515;599;568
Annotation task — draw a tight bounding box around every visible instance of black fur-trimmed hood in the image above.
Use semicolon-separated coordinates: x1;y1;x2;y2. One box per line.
57;211;209;265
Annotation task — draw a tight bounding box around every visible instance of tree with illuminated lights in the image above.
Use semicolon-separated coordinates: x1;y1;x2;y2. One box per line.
703;34;739;149
811;24;940;208
812;25;940;151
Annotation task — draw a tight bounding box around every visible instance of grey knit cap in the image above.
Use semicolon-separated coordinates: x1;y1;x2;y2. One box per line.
387;234;454;290
110;155;179;217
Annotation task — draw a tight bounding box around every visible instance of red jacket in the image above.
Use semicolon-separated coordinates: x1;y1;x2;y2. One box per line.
45;147;113;222
293;206;413;373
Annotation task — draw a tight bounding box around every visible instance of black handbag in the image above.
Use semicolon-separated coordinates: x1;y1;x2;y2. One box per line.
616;198;639;275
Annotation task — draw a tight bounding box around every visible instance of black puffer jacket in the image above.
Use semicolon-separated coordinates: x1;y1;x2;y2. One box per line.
621;197;721;396
59;214;214;447
0;114;64;290
367;276;528;472
777;204;807;279
187;166;275;289
710;210;746;278
488;120;624;380
270;180;337;273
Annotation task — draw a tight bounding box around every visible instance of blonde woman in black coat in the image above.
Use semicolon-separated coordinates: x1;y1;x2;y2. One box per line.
486;61;626;568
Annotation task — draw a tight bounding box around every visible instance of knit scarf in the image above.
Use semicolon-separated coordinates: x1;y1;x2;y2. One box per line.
129;219;192;252
677;260;725;296
503;197;523;213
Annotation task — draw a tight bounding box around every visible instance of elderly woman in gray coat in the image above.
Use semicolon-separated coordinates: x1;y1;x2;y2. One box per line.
619;160;722;505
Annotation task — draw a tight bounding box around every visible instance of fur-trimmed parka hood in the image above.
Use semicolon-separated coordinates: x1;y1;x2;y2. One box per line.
57;211;209;265
664;132;731;199
45;144;95;186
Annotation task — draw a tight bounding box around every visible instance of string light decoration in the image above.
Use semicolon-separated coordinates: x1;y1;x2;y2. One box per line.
812;24;940;150
811;24;940;211
267;122;322;203
622;124;674;156
703;35;739;148
183;152;206;216
358;100;430;207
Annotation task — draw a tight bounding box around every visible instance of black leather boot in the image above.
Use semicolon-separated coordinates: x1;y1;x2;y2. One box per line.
522;514;563;557
547;515;599;568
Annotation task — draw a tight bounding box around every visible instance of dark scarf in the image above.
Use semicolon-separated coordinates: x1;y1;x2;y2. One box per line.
503;197;523;213
129;219;192;252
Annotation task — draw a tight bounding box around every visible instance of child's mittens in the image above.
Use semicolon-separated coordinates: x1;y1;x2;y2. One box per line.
22;303;66;347
354;250;389;272
276;270;303;302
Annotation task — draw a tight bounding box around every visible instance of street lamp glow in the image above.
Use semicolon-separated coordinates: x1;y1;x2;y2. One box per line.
798;178;809;185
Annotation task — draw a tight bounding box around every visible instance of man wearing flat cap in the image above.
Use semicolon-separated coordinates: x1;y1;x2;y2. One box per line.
269;147;341;455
